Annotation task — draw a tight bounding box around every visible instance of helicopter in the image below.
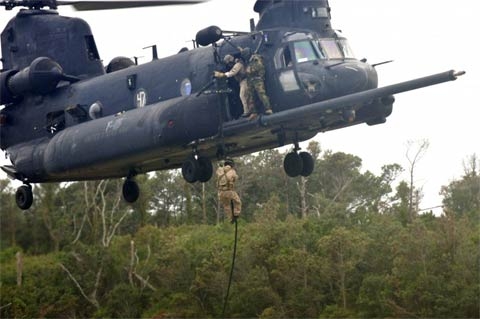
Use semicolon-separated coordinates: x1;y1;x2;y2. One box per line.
0;0;464;210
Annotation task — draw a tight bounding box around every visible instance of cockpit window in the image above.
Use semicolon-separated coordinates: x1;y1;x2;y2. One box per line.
317;39;342;59
337;39;355;58
293;41;320;63
276;36;355;68
316;38;355;60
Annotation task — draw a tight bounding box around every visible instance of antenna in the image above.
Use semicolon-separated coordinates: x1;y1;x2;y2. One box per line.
143;44;158;60
249;18;255;32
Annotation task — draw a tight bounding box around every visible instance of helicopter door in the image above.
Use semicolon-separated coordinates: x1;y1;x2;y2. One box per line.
274;45;301;93
273;45;302;111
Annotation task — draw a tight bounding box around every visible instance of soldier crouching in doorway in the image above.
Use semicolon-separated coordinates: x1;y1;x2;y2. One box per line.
216;159;241;223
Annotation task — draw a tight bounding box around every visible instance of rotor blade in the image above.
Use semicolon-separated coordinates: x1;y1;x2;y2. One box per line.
57;0;207;11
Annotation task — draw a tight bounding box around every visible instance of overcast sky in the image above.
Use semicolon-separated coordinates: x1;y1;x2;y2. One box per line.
1;0;478;213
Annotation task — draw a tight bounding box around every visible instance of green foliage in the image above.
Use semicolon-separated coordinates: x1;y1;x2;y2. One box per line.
0;253;82;318
441;154;480;220
1;214;478;318
1;149;479;318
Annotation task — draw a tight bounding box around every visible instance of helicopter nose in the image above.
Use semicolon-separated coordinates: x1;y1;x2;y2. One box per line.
332;62;378;95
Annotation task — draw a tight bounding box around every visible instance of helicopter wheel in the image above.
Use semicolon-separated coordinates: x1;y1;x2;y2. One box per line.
197;157;213;183
299;151;314;177
283;152;304;177
122;179;139;203
16;184;33;210
182;156;200;183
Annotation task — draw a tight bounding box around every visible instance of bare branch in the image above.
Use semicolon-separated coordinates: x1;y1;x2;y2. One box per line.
132;272;157;291
129;240;135;286
106;210;129;246
59;263;99;309
72;213;87;244
98;181;108;247
91;265;103;304
405;139;430;221
0;303;12;311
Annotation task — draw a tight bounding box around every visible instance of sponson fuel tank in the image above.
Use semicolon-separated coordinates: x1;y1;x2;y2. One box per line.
7;94;221;182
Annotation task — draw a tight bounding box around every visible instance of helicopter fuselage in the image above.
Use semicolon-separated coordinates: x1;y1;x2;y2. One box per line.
0;11;385;183
0;0;463;210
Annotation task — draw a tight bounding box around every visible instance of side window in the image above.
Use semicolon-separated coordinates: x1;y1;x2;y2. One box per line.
274;45;293;69
310;7;329;19
274;45;300;92
279;70;300;92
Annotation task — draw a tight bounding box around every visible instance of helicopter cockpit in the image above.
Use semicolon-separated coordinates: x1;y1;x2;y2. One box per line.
274;31;377;103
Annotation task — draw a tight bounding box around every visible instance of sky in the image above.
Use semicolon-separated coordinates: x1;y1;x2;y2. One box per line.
1;0;479;213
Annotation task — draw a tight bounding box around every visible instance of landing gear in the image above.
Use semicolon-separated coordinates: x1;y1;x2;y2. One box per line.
15;184;33;210
283;137;315;178
284;152;303;177
182;156;199;183
283;151;314;177
122;178;139;203
299;151;314;176
181;155;213;183
197;156;213;183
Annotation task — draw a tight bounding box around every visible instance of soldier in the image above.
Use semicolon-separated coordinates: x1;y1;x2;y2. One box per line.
246;53;273;120
214;54;251;117
216;158;241;222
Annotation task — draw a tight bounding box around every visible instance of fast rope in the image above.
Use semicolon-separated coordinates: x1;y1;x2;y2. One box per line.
222;201;239;317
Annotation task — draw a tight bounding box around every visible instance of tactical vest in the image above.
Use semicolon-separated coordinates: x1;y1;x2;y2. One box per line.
234;61;247;82
216;166;234;191
247;54;265;79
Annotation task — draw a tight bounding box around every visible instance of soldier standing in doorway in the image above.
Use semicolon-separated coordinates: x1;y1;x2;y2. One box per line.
216;159;241;222
246;52;273;120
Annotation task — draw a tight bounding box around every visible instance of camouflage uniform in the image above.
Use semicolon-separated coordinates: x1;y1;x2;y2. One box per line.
216;163;241;221
246;53;273;115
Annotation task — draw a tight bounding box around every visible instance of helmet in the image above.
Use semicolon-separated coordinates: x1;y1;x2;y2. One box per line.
240;47;252;61
224;158;235;167
223;54;235;64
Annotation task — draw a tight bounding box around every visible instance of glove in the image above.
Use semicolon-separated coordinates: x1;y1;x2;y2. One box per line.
214;71;225;78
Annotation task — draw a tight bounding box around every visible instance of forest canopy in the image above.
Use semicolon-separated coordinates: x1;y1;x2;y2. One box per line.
1;145;479;318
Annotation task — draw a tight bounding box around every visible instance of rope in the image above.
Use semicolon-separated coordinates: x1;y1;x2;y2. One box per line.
222;200;239;317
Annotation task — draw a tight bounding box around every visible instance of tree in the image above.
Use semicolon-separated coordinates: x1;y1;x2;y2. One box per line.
36;183;66;251
59;179;132;311
441;154;480;220
317;227;370;312
296;141;322;219
405;139;429;222
236;150;288;220
308;151;362;220
0;179;19;247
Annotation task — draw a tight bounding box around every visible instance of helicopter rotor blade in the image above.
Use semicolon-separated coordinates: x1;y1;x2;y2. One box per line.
56;0;207;11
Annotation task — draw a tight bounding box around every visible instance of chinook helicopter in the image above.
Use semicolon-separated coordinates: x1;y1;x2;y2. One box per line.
0;0;464;210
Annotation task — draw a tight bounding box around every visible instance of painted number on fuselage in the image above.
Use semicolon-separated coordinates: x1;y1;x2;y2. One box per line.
135;89;147;108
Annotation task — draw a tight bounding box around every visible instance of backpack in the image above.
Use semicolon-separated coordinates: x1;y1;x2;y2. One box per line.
216;167;228;187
